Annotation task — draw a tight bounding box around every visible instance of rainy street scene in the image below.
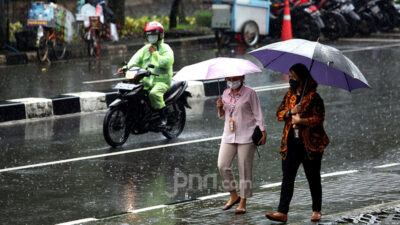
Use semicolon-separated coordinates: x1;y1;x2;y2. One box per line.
1;0;400;225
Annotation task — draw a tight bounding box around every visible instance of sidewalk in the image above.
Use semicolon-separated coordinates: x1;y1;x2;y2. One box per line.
57;165;400;224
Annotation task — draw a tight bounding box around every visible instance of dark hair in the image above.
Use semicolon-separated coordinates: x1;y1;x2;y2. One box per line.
290;63;311;82
289;63;318;92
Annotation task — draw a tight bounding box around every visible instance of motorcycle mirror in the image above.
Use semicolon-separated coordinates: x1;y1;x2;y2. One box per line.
147;64;155;69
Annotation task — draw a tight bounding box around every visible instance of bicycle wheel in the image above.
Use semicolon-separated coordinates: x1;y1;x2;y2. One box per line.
53;38;66;60
37;36;49;62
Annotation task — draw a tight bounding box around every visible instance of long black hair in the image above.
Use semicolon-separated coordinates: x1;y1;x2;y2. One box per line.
289;63;318;93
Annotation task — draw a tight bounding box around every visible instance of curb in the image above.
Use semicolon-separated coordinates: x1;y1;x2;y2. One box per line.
0;35;215;65
0;79;225;123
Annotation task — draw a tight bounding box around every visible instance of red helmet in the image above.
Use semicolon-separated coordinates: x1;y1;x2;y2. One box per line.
144;21;164;33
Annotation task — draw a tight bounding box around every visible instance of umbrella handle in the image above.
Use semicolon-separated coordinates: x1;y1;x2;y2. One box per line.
218;80;221;96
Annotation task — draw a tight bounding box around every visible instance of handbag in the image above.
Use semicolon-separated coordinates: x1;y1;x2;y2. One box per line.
252;125;263;146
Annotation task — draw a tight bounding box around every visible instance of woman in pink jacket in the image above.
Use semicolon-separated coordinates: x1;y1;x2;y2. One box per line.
216;75;267;214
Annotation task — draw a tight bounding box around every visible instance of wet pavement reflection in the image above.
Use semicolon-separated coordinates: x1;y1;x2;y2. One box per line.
0;40;399;224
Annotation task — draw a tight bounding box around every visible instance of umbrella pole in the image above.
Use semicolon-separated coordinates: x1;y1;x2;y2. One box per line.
300;60;315;102
218;79;221;96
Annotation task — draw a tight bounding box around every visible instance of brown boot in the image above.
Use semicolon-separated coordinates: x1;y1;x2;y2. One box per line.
265;212;288;222
311;211;322;222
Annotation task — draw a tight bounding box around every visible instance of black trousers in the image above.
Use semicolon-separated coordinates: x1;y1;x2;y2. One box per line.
277;138;322;214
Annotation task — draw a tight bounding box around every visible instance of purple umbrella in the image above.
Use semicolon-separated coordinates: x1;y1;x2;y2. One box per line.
173;57;262;81
249;39;370;91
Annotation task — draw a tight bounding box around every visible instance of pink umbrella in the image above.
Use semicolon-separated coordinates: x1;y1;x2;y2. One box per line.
173;57;262;81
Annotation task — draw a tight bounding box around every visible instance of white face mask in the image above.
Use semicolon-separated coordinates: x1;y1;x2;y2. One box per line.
147;35;158;44
227;80;242;90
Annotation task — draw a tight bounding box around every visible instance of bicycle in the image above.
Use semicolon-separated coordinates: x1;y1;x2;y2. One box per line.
36;26;67;62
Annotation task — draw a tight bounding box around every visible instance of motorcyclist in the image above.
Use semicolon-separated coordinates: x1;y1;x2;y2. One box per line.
117;21;174;127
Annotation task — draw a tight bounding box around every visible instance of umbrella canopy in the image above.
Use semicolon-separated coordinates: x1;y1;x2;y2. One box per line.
173;57;262;81
249;39;370;91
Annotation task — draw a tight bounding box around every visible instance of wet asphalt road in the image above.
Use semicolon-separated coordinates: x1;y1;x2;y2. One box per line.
0;36;400;224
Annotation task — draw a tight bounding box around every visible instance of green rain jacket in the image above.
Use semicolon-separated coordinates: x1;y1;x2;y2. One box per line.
124;40;174;89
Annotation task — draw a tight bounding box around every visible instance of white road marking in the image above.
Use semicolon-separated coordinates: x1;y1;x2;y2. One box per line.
260;182;282;189
342;43;400;53
340;38;400;42
130;205;168;213
55;218;97;225
374;163;400;169
321;170;359;177
255;84;289;92
198;192;229;200
82;77;129;84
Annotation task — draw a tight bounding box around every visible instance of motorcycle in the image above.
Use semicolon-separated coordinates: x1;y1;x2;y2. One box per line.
103;65;192;147
315;0;351;40
374;0;399;32
353;0;397;34
336;0;361;37
270;0;321;41
352;0;378;36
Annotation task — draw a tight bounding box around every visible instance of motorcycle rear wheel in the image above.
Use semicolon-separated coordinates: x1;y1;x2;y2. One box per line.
162;103;186;139
103;107;129;147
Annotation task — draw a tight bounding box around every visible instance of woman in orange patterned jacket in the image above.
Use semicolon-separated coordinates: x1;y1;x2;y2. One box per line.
266;63;329;223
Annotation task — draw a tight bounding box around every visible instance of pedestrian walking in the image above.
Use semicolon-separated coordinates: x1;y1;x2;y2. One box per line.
265;63;329;223
216;75;267;214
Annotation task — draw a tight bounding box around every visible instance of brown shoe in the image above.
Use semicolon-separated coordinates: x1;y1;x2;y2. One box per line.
266;212;288;222
222;197;241;210
311;211;322;222
234;208;246;214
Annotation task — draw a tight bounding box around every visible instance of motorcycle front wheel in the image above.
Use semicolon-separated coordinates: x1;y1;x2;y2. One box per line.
162;102;186;139
103;107;129;147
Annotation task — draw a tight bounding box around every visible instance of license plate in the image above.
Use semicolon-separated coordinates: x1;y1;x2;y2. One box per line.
114;83;136;90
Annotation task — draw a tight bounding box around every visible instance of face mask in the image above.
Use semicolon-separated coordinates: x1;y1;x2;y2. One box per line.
147;35;158;44
227;80;242;90
289;79;300;89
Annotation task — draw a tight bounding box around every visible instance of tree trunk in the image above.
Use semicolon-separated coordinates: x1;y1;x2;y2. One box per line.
169;0;180;29
108;0;125;26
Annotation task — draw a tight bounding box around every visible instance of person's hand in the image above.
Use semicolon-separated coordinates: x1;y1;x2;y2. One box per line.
291;113;301;125
149;46;156;54
216;98;224;108
258;131;267;145
291;103;302;114
117;68;123;73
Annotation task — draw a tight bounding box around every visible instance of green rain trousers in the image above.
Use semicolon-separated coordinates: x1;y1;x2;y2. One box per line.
124;40;174;109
